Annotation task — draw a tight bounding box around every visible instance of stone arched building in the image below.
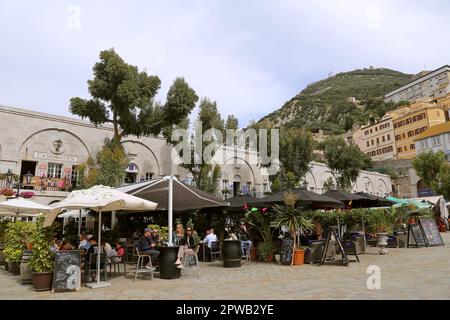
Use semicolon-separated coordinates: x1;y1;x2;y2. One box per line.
0;105;270;204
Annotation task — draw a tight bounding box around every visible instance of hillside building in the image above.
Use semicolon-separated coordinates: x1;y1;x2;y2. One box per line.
414;121;450;161
384;65;450;103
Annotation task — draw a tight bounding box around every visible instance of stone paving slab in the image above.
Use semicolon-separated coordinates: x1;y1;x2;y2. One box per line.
1;233;450;300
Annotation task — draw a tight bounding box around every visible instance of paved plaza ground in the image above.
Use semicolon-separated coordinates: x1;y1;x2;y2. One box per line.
1;233;450;300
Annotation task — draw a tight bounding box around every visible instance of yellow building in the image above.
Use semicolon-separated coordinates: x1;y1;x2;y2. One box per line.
392;101;448;159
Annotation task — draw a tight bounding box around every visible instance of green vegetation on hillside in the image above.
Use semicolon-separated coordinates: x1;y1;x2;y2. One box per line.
260;67;412;134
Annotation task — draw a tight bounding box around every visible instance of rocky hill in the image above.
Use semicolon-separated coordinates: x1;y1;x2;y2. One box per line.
259;68;413;134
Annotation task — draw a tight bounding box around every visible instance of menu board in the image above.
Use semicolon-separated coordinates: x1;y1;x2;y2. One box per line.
419;219;444;247
52;251;81;292
407;224;427;248
280;239;293;265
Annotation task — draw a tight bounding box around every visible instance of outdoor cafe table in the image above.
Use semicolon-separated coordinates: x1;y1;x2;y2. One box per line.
157;246;181;279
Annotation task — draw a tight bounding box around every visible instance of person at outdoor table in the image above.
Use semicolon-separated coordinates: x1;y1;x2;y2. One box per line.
175;227;197;268
138;228;159;270
237;222;252;258
51;238;60;253
151;228;161;246
172;223;185;245
106;242;125;262
83;234;94;252
133;229;142;240
101;239;113;255
78;234;87;250
202;227;218;249
58;240;70;251
313;217;323;240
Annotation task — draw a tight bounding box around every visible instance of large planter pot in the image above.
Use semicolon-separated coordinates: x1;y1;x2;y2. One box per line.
250;248;257;261
20;250;33;283
25;242;33;250
274;254;281;264
11;262;21;275
265;254;274;263
376;232;388;255
31;272;53;291
293;249;305;266
223;240;241;268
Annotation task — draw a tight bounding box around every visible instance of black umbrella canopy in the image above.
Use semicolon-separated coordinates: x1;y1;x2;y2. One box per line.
117;178;229;211
227;195;257;209
322;190;369;202
355;192;395;207
249;189;344;209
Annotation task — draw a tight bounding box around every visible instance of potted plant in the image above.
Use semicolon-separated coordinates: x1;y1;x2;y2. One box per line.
4;222;25;275
22;222;36;249
256;242;275;262
272;192;314;266
0;188;16;197
29;219;55;291
0;220;8;268
245;206;277;263
19;191;34;199
369;208;397;255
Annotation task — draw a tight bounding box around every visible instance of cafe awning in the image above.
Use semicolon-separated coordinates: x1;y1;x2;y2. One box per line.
248;189;344;209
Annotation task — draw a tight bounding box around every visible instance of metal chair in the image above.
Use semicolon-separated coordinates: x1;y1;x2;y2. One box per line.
134;247;153;281
87;253;107;282
210;241;221;262
182;245;200;278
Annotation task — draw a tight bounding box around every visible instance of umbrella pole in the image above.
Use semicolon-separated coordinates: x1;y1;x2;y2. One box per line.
78;210;82;237
97;210;101;284
168;176;173;246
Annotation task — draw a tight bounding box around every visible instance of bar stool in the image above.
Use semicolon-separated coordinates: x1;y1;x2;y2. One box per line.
134;247;153;281
182;245;200;278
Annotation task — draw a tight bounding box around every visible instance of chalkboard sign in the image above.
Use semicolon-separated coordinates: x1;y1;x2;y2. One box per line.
52;250;81;292
280;239;294;265
407;224;427;248
419;219;444;247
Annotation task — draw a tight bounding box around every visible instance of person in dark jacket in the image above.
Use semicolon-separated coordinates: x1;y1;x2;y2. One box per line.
138;228;160;270
237;222;252;258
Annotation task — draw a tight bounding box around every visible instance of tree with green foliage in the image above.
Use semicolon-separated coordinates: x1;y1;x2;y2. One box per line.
323;136;372;191
175;98;223;193
70;48;198;143
95;139;129;187
225;115;239;130
269;128;313;191
413;151;450;199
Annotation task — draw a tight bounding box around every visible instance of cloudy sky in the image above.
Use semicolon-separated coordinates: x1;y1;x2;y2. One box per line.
1;0;449;126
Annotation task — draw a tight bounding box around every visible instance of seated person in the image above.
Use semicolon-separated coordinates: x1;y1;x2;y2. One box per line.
202;227;218;261
237;222;252;258
175;227;197;269
58;240;70;251
108;242;125;262
151;228;161;246
78;234;87;250
172;224;185;245
85;237;104;281
138;228;160;270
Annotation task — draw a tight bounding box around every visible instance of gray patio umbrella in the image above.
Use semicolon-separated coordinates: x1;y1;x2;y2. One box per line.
249;189;345;209
117;176;230;246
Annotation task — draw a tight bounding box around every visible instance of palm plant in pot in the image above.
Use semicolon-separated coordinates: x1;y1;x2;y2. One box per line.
28;218;55;291
244;206;277;262
272;192;314;266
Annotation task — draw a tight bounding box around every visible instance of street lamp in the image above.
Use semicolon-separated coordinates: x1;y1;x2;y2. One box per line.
4;169;33;198
5;169;13;187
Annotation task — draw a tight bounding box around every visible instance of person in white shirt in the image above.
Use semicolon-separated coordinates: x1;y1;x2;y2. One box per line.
202;227;218;249
78;234;87;250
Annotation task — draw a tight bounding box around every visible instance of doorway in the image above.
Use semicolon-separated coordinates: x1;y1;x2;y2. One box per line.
20;160;37;189
233;181;241;197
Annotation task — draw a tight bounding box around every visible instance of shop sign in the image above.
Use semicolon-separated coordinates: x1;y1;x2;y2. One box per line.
33;151;78;163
